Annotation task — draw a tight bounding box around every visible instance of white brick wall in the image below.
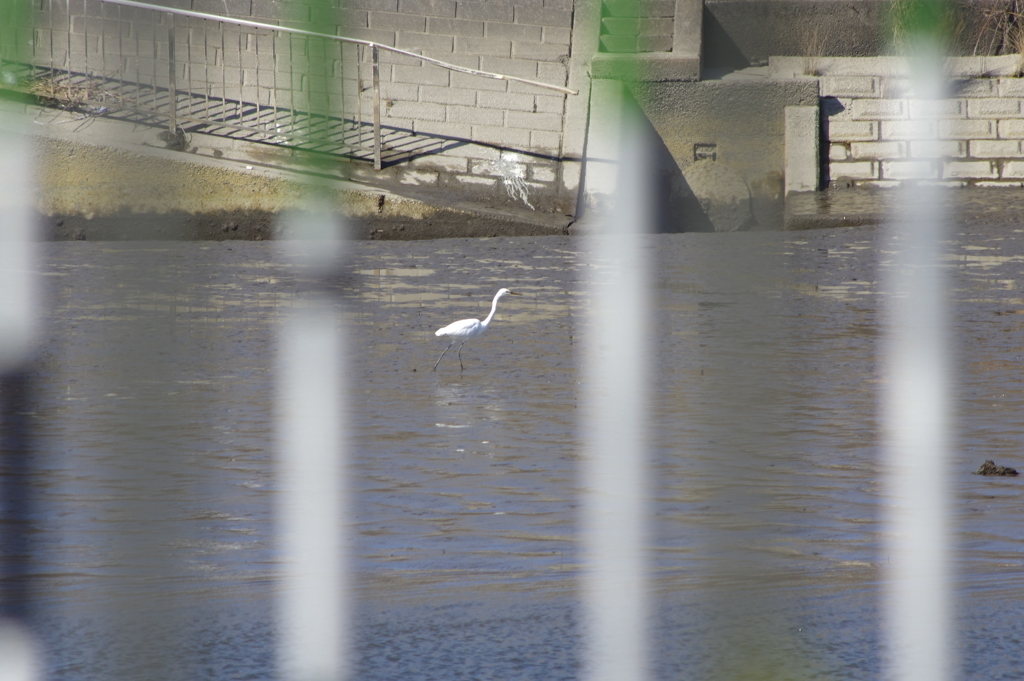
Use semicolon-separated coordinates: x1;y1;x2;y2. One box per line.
793;57;1024;188
819;76;879;97
851;141;906;159
850;98;906;119
882;120;938;140
882;160;937;180
908;99;963;118
944;160;998;179
829;120;877;142
939;119;996;139
910;140;966;158
967;98;1024;117
1000;160;1024;178
970;139;1024;157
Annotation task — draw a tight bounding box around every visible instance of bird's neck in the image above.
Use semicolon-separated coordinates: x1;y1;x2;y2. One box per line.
481;294;501;328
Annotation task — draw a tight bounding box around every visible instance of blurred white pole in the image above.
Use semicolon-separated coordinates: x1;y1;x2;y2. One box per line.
0;620;40;681
0;115;37;372
881;37;953;681
581;80;651;681
0;71;42;681
276;211;348;681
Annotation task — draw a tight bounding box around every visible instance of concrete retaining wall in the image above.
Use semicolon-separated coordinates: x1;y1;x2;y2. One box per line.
773;56;1024;189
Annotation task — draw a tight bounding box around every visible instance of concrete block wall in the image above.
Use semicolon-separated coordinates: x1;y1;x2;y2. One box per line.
824;76;1024;188
341;0;573;139
340;0;578;213
599;0;675;53
773;56;1024;189
590;0;701;82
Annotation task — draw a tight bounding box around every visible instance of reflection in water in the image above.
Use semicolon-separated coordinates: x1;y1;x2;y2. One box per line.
18;227;1024;680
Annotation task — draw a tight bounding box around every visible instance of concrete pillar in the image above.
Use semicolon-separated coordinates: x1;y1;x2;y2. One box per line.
564;0;604;216
785;105;820;194
673;0;704;66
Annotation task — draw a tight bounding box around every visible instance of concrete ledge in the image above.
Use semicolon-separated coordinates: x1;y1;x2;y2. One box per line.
591;52;701;82
673;0;703;76
785;185;1024;231
771;55;1024;80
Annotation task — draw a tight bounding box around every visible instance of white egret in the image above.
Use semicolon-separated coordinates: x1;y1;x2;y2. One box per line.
432;288;521;371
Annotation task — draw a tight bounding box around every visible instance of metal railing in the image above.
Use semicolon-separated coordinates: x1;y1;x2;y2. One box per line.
14;0;577;170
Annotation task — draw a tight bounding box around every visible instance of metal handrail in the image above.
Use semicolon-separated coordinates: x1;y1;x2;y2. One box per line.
98;0;578;95
88;0;576;169
100;0;577;95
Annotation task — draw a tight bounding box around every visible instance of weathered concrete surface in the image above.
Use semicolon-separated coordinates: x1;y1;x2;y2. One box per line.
703;0;893;74
632;75;819;231
13;96;572;241
681;159;755;232
578;80;705;233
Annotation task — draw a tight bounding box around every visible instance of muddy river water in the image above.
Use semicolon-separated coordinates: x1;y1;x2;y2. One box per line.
16;223;1024;679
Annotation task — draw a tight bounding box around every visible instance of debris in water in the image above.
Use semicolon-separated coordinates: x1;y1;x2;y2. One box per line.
974;460;1019;476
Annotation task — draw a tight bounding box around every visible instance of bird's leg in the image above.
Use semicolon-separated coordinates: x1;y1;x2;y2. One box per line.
433;342;454;371
457;342;466;371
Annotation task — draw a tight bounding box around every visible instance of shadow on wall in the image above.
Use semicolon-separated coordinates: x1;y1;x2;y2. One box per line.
644;114;717;233
701;6;751;75
703;0;1019;70
580;87;776;233
583;98;716;234
701;0;893;74
642;105;763;234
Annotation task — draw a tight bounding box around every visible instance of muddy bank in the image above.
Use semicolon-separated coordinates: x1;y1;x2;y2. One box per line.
32;136;573;241
784;185;1024;231
40;205;572;241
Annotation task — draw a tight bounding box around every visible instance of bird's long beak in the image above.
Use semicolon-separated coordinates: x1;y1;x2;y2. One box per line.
509;291;522;296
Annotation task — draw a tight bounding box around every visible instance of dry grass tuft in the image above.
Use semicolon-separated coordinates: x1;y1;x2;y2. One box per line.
801;25;836;76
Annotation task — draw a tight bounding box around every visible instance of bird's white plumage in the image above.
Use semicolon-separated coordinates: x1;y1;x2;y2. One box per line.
435;318;483;340
432;288;519;370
